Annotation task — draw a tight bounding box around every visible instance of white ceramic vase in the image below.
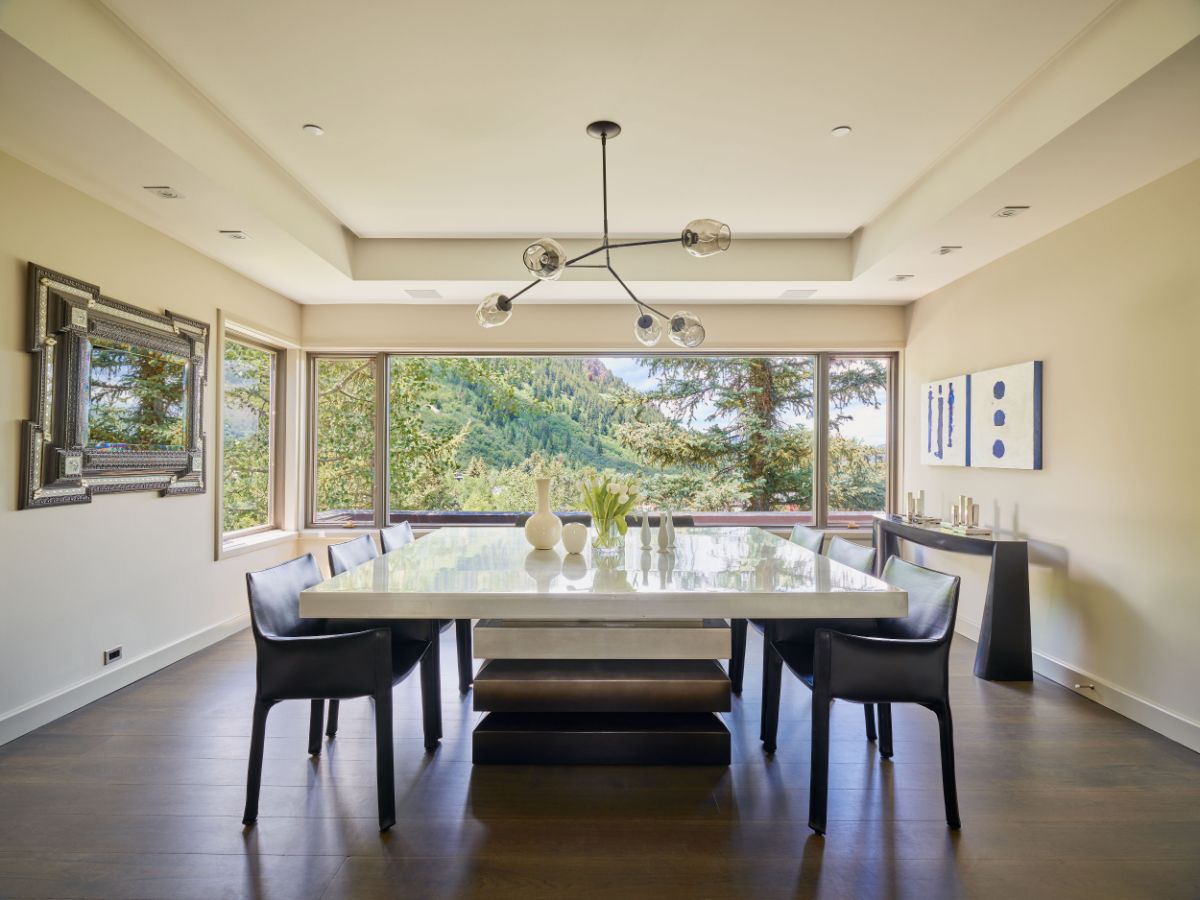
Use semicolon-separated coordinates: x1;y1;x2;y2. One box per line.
561;522;587;555
524;477;563;550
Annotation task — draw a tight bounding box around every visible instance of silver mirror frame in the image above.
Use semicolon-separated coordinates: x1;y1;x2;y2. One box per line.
21;263;209;509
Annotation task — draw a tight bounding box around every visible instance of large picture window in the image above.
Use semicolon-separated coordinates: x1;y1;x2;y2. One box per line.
221;337;279;535
311;356;377;525
307;353;893;528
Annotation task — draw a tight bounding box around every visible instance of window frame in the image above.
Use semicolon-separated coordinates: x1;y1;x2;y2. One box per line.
303;350;897;530
219;331;285;541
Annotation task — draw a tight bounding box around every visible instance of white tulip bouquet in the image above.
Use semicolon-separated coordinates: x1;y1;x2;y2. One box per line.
579;474;641;555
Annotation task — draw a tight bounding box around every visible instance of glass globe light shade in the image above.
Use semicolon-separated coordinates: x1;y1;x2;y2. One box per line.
634;313;662;346
475;293;512;328
523;237;568;281
681;219;732;258
668;310;705;348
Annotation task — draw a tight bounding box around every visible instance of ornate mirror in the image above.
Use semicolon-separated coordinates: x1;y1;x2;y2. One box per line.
21;263;209;508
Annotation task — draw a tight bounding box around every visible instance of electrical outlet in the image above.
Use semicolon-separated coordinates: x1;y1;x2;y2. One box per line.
102;646;123;665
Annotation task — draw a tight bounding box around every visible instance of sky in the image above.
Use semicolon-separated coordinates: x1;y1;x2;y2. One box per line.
603;357;887;445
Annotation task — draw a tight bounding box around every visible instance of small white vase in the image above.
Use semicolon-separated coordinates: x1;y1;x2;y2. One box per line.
524;477;563;550
561;522;587;555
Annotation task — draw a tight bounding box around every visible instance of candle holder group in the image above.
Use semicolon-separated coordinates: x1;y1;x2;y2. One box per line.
902;490;991;535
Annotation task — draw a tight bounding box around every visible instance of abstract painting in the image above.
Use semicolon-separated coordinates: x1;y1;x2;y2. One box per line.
969;361;1042;469
920;374;970;467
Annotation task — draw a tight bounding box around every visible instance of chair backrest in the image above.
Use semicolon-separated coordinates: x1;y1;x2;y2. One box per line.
878;556;960;642
246;554;325;639
789;523;824;553
380;521;414;553
826;536;876;575
328;534;379;577
514;512;592;527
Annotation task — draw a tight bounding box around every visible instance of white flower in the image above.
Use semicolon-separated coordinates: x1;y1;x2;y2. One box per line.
617;493;629;504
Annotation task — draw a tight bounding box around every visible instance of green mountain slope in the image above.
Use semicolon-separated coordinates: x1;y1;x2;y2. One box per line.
418;358;653;472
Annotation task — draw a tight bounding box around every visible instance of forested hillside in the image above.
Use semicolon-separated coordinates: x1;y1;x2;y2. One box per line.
418;358;653;472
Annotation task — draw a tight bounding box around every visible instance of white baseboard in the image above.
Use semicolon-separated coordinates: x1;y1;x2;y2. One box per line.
0;612;249;747
954;618;1200;754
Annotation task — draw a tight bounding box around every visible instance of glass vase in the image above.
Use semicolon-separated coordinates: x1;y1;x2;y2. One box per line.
591;516;623;557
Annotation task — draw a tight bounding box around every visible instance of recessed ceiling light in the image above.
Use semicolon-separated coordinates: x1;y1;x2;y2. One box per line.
302;123;325;136
219;230;250;240
405;289;442;300
779;289;817;300
830;125;853;137
934;245;963;255
890;274;914;282
993;206;1030;218
143;185;184;199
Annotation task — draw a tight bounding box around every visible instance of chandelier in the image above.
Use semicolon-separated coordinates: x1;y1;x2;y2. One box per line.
475;121;731;347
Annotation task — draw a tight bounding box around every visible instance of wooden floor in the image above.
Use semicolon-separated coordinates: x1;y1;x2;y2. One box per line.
1;628;1198;900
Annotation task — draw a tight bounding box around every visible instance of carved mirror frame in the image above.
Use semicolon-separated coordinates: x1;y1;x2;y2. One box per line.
21;263;209;509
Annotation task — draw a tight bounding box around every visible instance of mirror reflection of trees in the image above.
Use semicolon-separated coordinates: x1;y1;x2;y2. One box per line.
87;339;188;450
307;356;889;523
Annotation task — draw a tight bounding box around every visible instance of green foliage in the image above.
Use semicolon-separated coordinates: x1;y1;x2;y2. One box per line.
88;339;188;449
313;357;377;522
308;355;889;519
221;341;273;533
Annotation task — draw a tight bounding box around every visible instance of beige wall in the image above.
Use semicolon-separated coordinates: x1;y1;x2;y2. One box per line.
902;159;1200;748
303;301;907;352
0;151;302;741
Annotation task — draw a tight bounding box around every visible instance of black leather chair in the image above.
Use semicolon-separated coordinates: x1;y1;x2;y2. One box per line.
380;522;475;694
724;525;878;696
789;523;825;553
826;535;877;573
761;556;962;834
242;554;437;832
325;535;442;748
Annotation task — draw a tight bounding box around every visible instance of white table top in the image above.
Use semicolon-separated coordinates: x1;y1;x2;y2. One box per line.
300;526;906;621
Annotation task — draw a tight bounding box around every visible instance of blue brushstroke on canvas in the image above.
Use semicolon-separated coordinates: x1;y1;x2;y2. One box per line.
993;380;1006;399
948;383;955;448
927;387;933;453
994;410;1005;426
993;439;1005;458
936;385;944;459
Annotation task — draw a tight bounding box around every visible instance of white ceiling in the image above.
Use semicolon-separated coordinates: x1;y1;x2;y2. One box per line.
103;0;1111;238
0;0;1197;307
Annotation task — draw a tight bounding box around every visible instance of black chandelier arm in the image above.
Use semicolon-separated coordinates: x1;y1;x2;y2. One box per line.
606;265;670;321
601;133;610;260
606;237;684;251
503;279;541;307
564;244;609;267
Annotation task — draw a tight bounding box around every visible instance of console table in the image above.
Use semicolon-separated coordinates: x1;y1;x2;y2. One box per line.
873;514;1032;680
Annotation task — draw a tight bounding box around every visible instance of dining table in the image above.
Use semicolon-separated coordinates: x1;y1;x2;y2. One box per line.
301;525;907;765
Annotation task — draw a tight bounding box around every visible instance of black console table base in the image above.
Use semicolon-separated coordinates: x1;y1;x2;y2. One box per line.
873;515;1032;681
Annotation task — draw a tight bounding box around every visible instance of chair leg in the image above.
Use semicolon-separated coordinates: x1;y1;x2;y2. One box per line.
760;643;784;753
242;697;273;826
456;619;474;693
307;699;324;755
934;702;961;829
878;703;893;758
729;619;747;695
758;637;774;741
420;635;443;751
326;699;340;738
863;703;877;742
809;690;832;835
373;685;396;832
